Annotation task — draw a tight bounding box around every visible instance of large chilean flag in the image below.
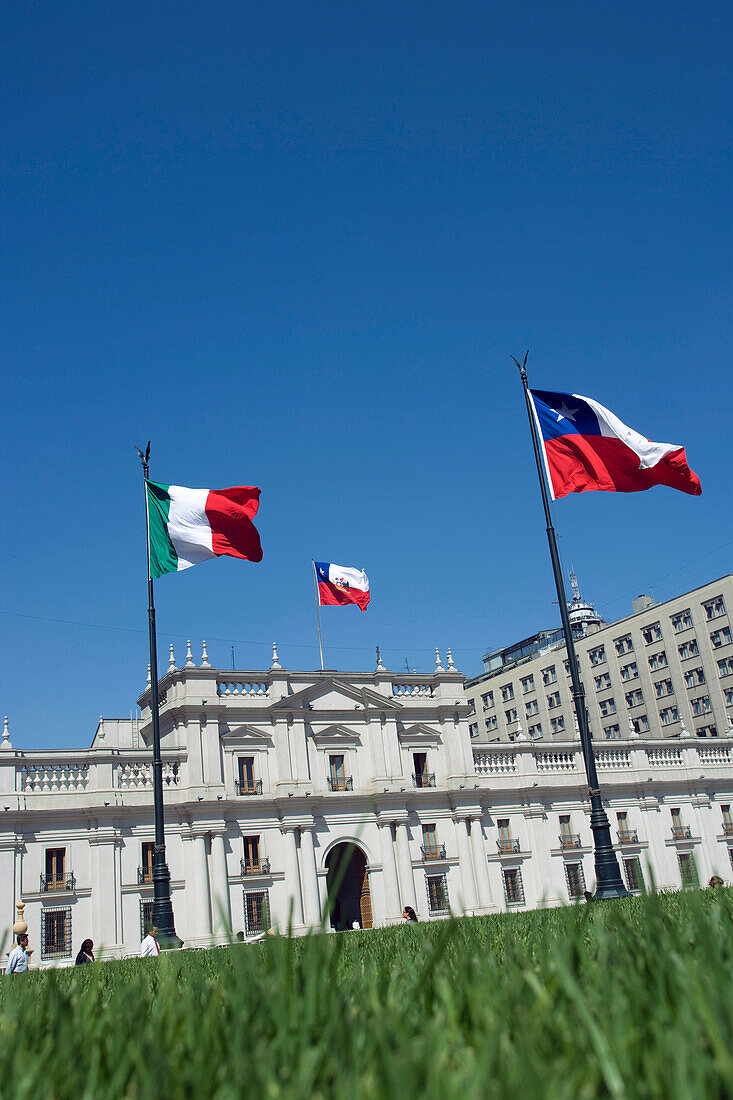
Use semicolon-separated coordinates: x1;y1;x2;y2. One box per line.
315;562;370;610
529;390;702;500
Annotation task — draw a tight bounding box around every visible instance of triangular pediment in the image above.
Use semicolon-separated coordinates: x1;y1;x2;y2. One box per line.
398;722;443;746
270;677;401;714
220;723;273;745
309;723;363;746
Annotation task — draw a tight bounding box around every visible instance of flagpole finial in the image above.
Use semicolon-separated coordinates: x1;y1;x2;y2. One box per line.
510;350;529;383
271;642;282;670
200;640;211;668
185;640;195;668
435;648;443;671
168;644;176;672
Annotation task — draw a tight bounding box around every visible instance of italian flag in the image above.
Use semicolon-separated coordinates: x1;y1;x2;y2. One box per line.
146;481;263;578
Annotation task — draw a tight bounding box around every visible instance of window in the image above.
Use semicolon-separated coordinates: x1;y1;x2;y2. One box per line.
678;639;700;660
599;697;616;717
497;819;512;851
559;815;573;840
726;688;733;707
660;706;679;726
684;667;706;688
244;890;270;935
696;724;718;738
41;907;71;960
501;684;514;703
678;853;699;888
617;811;629;837
520;675;535;694
469;722;479;738
505;708;518;723
717;657;733;677
620;662;638;682
672;610;693;633
422;824;439;856
484;716;497;732
243;836;261;873
623;857;645;893
541;666;557;686
704;596;726;620
482;691;494;710
589;646;606;667
642;623;663;645
631;714;650;734
603;723;620;740
594;673;611;691
565;862;586;899
502;867;525;906
45;848;66;891
691;696;711;716
547;691;561;709
625;689;644;708
551;716;566;734
648;651;668;671
140;899;155;939
426;874;450;914
141;842;155;884
671;808;682;829
528;723;543;740
711;627;733;648
721;805;732;830
525;699;539;717
614;635;634;656
329;754;347;790
238;757;260;795
654;678;674;699
413;753;432;788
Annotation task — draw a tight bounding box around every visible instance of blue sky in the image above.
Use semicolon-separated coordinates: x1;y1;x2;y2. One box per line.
2;0;730;748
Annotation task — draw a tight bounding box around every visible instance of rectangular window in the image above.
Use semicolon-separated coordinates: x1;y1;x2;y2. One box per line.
244;890;270;935
422;824;438;856
625;689;644;708
546;691;561;709
620;662;639;682
426;874;450;914
550;716;566;734
704;596;726;620
717;657;733;677
617;811;628;833
141;842;155;884
565;861;586;899
45;848;66;890
672;610;693;634
691;696;711;716
482;691;494;709
614;635;634;655
624;857;645;893
678;639;700;660
684;667;706;688
696;724;718;738
505;707;518;723
599;697;616;717
654;678;674;698
660;706;679;726
497;819;512;849
722;805;732;827
485;715;497;732
711;627;733;648
648;651;668;671
238;757;256;793
41;907;72;960
678;853;699;888
589;646;606;667
525;699;539;717
528;722;543;740
140;899;155;940
671;808;682;829
632;714;650;734
501;684;514;703
603;723;620;739
329;754;346;790
642;623;663;645
520;675;535;694
502;867;525;906
594;673;611;691
725;688;733;707
542;666;557;686
469;722;479;738
243;835;261;872
559;815;573;840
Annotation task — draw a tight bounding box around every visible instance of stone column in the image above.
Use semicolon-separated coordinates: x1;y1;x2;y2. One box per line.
453;816;478;913
378;821;402;922
210;832;231;935
281;825;304;929
299;825;321;927
394;821;417;911
469;817;493;909
193;833;212;937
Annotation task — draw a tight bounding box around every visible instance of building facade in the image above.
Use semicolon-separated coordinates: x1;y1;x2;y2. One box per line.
466;575;733;745
2;631;733;965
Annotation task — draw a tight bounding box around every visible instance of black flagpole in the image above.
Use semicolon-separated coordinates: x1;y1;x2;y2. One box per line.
513;354;628;900
135;443;183;946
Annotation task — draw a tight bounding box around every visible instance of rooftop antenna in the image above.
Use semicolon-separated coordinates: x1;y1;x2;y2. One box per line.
231;645;236;670
404;658;410;672
570;566;581;603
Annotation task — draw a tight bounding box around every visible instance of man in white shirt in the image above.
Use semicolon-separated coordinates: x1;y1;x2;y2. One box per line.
5;933;29;974
140;927;160;958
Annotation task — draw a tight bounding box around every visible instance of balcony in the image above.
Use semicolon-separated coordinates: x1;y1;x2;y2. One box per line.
671;825;692;841
723;822;733;837
327;776;353;792
137;866;153;885
240;857;271;876
412;773;436;788
559;834;582;850
617;830;639;845
40;872;76;893
497;838;521;854
421;844;447;861
235;779;263;796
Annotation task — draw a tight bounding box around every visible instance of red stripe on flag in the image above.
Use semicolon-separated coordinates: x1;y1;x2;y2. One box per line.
317;580;370;611
205;487;263;563
544;435;701;498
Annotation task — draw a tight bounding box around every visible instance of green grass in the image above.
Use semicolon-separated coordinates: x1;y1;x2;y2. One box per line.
2;890;733;1098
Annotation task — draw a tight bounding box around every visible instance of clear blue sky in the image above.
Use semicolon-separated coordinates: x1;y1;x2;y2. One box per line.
2;0;730;749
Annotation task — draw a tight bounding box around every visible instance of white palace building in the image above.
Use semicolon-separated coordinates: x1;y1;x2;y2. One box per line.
3;631;733;966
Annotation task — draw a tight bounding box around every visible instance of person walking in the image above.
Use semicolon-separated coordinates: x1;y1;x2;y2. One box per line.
75;939;95;965
140;927;161;957
5;933;30;974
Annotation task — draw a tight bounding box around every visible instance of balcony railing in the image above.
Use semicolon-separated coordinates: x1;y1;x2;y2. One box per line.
497;838;521;854
559;834;582;850
671;825;692;840
421;844;447;861
235;779;263;796
240;857;271;876
412;773;436;788
40;872;76;893
137;866;153;885
617;829;639;845
723;822;733;836
327;775;353;791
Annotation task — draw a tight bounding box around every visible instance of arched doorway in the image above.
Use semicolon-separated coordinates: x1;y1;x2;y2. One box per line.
325;843;373;930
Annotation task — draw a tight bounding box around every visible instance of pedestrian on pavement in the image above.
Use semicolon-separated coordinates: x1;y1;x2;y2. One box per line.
140;926;161;957
75;939;95;965
5;933;30;974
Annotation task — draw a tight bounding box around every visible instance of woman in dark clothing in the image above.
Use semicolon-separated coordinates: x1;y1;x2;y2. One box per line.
75;939;94;965
402;906;418;922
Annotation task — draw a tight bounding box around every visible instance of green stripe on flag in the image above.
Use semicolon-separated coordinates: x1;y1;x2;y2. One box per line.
146;481;178;578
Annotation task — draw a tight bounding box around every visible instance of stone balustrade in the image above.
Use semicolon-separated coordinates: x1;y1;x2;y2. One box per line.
20;762;90;793
391;682;434;697
216;680;269;697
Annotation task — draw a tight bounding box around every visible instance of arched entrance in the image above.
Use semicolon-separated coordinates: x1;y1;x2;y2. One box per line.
325;843;373;930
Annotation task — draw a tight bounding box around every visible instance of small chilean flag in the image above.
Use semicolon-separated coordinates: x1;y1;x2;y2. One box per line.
314;561;370;611
530;391;702;500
